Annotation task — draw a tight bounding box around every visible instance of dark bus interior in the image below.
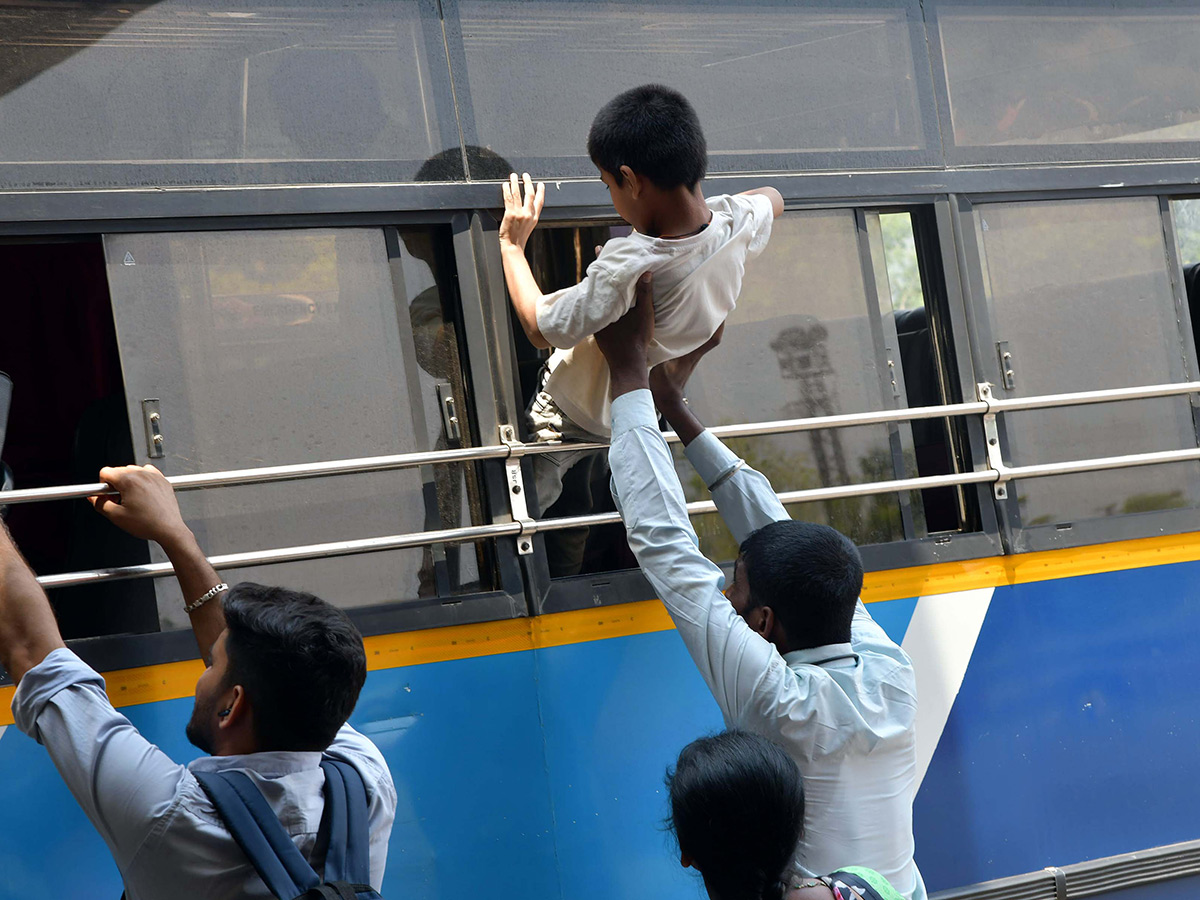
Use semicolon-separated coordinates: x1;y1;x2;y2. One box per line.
0;240;157;638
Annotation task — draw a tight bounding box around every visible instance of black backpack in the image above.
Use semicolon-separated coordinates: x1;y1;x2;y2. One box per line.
193;758;383;900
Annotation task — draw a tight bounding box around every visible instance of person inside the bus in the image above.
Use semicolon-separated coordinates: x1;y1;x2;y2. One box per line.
596;275;926;900
668;730;906;900
497;83;783;568
0;466;397;899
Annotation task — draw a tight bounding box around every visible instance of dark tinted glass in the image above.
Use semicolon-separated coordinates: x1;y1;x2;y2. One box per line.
936;4;1200;161
0;1;460;188
449;0;934;178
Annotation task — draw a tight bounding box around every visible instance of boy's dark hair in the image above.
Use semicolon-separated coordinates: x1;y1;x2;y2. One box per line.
587;84;707;190
222;583;367;752
739;521;864;649
667;730;805;900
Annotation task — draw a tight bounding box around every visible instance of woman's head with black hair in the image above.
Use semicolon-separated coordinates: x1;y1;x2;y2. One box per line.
667;730;806;900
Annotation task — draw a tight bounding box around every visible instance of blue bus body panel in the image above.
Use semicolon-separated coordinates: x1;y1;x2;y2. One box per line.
914;561;1200;889
0;561;1196;898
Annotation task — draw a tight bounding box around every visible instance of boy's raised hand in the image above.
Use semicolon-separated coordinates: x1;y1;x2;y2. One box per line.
499;172;545;250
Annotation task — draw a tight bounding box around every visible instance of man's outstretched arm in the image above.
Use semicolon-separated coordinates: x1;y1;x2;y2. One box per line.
649;333;789;543
597;276;800;726
0;523;66;685
91;466;225;664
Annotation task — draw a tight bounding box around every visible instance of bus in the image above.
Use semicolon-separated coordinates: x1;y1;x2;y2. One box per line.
2;2;1200;898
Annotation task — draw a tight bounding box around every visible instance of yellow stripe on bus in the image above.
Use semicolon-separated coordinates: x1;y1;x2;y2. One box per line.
4;529;1200;727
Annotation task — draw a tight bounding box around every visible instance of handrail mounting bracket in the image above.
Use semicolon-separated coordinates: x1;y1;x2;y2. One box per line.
500;425;535;555
977;382;1009;500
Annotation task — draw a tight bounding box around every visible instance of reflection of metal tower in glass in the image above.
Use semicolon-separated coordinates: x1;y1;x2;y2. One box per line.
771;322;850;485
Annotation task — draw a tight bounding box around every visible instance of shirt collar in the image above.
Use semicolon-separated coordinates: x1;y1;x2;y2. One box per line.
783;642;857;669
189;750;323;777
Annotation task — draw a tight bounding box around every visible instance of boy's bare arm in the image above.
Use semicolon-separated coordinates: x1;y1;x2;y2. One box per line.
499;172;551;349
738;186;784;217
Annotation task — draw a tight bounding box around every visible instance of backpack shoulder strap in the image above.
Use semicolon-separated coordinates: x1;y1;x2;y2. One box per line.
194;769;322;900
318;759;372;886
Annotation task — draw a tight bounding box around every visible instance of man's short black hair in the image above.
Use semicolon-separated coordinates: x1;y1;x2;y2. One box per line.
222;583;367;752
587;84;707;190
739;521;864;649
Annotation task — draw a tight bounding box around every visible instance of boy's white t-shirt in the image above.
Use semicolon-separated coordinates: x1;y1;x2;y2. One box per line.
535;192;774;436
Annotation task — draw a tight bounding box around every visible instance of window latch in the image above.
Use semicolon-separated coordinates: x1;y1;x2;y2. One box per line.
996;341;1016;390
436;382;462;444
141;399;164;459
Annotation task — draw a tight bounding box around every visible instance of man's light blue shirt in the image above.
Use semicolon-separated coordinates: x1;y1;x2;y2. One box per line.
609;389;925;900
13;648;397;900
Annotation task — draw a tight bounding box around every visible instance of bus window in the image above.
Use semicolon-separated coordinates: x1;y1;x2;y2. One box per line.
973;197;1200;533
935;3;1200;163
1171;199;1200;360
0;2;458;189
520;208;973;574
0;240;158;639
449;0;937;178
102;228;492;629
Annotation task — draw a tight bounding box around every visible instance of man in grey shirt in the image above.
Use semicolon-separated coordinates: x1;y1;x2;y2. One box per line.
0;466;396;899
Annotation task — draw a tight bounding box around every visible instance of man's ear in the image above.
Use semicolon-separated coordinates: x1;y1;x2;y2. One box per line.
619;165;642;198
217;684;247;731
756;605;777;641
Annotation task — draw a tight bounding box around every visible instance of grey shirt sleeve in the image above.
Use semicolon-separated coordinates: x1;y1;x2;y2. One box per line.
12;648;189;869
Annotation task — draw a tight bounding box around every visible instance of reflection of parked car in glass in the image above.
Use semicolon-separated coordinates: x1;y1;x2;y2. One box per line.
211;293;319;330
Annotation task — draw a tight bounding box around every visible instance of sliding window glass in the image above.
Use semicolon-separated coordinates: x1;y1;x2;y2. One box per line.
103;228;492;630
444;0;939;178
970;197;1200;542
0;1;460;188
931;2;1200;164
680;210;935;558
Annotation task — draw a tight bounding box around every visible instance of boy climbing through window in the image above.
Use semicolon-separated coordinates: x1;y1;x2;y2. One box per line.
499;84;783;569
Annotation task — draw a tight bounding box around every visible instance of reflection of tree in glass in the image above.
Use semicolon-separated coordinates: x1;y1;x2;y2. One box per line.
1109;490;1187;517
1172;200;1200;267
684;437;903;561
771;321;849;486
205;235;338;297
1020;487;1187;525
879;213;924;311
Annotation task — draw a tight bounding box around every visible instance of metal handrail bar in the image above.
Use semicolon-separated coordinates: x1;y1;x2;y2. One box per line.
35;470;992;588
985;380;1200;413
35;430;1200;590
35;521;525;588
31;434;1200;589
5;381;1200;508
1002;446;1200;481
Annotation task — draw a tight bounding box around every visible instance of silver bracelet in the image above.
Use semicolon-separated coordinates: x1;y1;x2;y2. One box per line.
185;582;228;614
707;459;745;492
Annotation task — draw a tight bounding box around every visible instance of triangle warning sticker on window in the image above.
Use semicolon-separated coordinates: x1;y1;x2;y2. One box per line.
123;252;136;266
